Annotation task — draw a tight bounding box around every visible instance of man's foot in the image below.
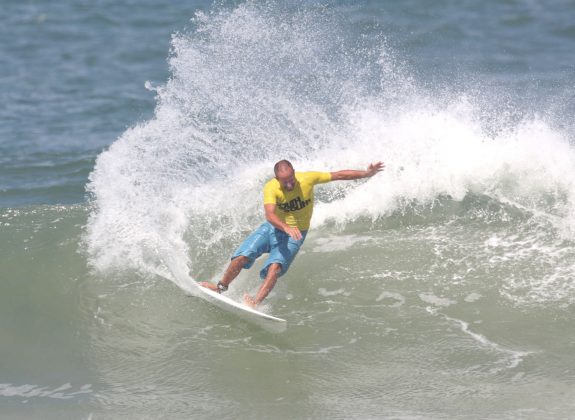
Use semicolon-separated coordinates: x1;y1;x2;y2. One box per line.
243;293;258;308
199;282;218;292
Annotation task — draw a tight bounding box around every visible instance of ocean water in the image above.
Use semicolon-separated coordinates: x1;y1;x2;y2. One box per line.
2;1;575;418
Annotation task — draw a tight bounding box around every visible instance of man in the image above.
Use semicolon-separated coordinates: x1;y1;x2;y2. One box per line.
201;160;385;307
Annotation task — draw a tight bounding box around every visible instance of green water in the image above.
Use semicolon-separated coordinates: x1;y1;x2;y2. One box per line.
2;204;574;418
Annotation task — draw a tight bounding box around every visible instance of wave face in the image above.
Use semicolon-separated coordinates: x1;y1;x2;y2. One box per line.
85;2;410;284
86;2;575;302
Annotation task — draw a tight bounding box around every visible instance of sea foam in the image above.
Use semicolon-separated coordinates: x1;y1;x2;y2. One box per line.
85;2;575;299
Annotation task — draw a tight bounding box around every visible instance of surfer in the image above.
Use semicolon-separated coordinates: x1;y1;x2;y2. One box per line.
200;160;385;307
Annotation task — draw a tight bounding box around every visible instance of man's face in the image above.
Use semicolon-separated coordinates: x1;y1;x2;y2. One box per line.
276;168;296;191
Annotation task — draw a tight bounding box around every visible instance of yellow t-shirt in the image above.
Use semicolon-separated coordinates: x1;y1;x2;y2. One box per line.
263;171;332;231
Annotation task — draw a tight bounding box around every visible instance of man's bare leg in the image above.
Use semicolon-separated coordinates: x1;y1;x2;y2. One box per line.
200;255;250;292
244;263;282;308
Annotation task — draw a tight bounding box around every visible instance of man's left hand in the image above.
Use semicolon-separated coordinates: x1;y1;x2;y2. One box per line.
366;161;385;177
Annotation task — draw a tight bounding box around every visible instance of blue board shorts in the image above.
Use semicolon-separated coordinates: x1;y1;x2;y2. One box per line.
231;222;307;279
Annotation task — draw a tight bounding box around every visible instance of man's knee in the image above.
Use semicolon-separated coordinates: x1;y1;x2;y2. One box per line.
268;263;282;274
229;256;250;274
232;255;250;265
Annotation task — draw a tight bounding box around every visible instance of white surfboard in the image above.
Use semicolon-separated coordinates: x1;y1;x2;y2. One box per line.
189;281;287;333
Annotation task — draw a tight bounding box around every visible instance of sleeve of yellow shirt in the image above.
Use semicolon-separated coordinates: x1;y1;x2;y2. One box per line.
263;179;279;205
306;171;332;185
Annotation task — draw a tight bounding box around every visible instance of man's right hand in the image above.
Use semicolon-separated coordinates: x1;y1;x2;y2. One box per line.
265;203;302;240
284;226;302;241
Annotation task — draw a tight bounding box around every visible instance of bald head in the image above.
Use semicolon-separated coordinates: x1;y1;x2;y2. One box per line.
274;160;293;177
274;160;296;191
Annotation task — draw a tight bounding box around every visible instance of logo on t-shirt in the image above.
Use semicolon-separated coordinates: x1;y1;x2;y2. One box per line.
278;197;311;212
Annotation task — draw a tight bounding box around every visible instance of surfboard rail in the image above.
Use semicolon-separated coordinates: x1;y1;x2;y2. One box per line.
190;281;287;333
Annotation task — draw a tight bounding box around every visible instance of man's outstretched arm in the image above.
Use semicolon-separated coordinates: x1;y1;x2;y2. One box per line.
330;161;385;181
